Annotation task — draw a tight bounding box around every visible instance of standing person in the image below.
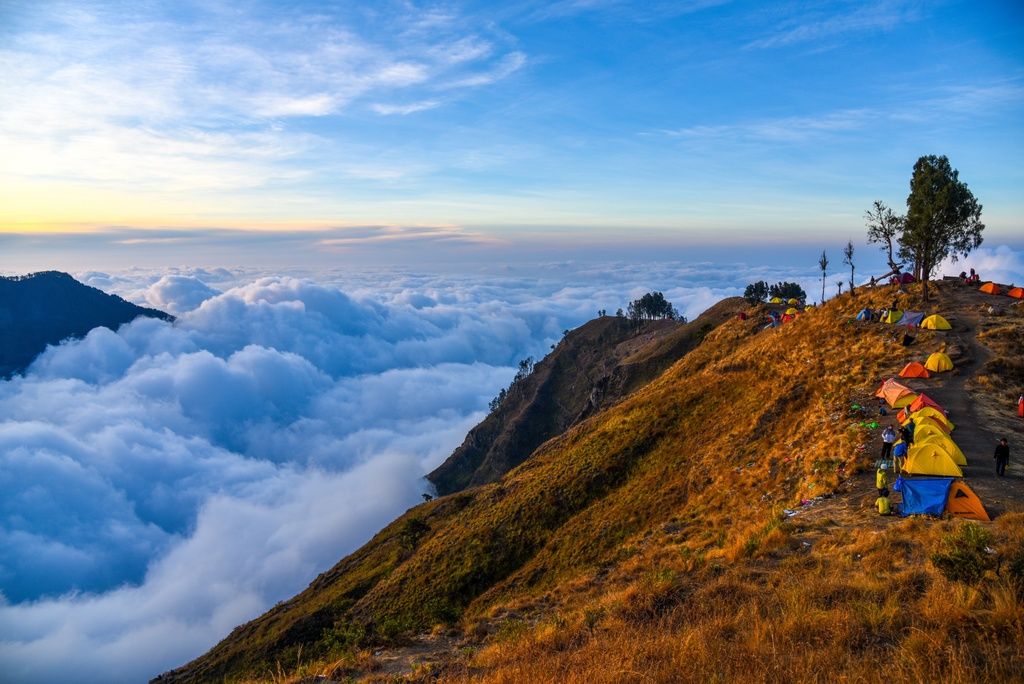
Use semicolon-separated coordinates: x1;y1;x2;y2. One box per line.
881;425;897;460
893;441;909;472
995;438;1010;477
900;419;914;446
876;467;889;496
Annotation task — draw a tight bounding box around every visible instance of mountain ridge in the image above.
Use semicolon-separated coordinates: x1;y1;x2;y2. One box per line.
429;297;745;495
0;270;173;378
156;281;1024;683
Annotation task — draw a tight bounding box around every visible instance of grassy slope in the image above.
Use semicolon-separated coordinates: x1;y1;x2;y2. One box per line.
162;283;1024;683
429;298;745;495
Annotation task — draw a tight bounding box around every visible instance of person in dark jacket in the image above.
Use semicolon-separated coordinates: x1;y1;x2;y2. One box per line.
995;438;1010;476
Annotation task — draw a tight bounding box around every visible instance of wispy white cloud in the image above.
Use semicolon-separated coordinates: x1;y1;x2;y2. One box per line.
370;100;442;116
746;1;922;50
0;3;527;193
663;108;873;143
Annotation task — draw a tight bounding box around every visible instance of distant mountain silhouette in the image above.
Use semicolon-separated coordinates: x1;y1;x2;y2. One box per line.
0;271;173;378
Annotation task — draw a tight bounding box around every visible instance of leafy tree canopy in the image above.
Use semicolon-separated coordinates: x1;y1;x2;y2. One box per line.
627;291;681;321
768;282;806;301
899;155;983;299
743;281;769;305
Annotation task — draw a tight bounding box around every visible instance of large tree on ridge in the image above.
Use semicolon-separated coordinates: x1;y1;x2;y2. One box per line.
899;155;984;301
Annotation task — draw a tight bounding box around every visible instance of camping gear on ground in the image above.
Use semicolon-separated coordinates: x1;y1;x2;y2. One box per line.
900;311;925;327
903;441;963;477
979;282;1002;295
875;379;917;409
898;362;930;379
920;314;951;330
924;352;954;372
856;308;872;321
883;309;904;324
1008;287;1024;299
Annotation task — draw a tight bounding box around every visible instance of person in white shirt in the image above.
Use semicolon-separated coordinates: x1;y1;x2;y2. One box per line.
880;425;897;461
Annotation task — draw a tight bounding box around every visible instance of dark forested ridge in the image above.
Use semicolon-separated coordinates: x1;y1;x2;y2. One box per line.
0;271;173;378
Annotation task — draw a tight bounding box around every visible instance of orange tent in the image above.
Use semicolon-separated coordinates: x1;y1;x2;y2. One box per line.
899;362;930;379
979;282;1002;295
1008;287;1024;299
946;481;990;521
875;379;917;409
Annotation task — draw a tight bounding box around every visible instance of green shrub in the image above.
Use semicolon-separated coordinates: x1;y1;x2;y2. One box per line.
930;523;995;584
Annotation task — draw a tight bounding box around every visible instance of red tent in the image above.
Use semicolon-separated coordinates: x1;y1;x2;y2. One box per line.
897;393;946;422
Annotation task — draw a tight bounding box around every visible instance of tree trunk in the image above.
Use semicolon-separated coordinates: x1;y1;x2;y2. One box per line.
921;256;930;302
821;276;826;304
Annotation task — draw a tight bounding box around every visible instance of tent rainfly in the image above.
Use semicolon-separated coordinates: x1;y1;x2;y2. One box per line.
979;282;1002;295
920;314;951;330
904;441;963;477
946;481;990;521
907;393;946;415
906;405;954;431
899;362;930;379
883;309;904;324
901;311;925;327
856;309;872;321
925;352;954;373
916;434;967;466
898;477;953;516
875;378;917;409
912;417;953;439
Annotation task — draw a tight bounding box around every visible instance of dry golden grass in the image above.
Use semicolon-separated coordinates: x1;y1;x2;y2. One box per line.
177;282;1024;683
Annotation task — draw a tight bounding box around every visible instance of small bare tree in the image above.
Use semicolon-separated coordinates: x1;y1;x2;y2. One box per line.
818;250;829;304
843;240;855;296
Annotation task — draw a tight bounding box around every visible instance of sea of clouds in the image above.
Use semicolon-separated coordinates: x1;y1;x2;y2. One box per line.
0;247;1019;683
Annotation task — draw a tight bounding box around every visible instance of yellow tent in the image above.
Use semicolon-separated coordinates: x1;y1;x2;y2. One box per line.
770;297;783;304
916;434;967;466
883;309;904;324
946;481;990;521
903;442;963;477
913;406;953;431
924;352;954;373
920;314;951;330
911;424;951;449
785;307;799;315
787;298;800;305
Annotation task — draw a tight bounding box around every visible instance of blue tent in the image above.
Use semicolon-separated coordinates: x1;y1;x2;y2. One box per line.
898;477;953;516
856;309;872;321
901;311;925;327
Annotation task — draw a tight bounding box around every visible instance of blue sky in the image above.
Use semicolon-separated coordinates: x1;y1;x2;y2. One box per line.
0;0;1022;266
